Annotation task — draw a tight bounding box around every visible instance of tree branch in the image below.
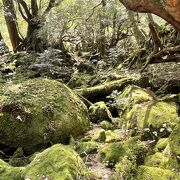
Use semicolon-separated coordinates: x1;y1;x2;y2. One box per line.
17;0;32;19
119;0;180;31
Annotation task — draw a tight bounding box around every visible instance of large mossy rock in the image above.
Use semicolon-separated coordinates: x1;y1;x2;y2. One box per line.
127;101;178;129
169;124;180;169
0;144;92;180
0;159;24;180
100;137;148;167
136;166;180;180
0;78;90;152
117;86;179;138
117;85;153;107
24;144;84;179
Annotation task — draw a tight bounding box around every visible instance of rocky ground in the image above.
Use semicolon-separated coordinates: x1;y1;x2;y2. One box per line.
0;50;179;179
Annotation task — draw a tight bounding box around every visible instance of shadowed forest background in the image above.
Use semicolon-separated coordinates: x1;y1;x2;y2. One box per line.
0;0;180;179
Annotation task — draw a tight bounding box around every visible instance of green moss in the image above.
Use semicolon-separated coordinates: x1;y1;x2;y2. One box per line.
89;101;113;123
80;169;102;180
126;101;179;137
0;159;24;180
100;137;148;167
24;144;85;179
75;141;98;155
169;124;180;158
0;78;90;153
144;152;169;168
99;120;115;130
169;124;180;170
67;73;91;88
118;85;153;107
105;129;127;143
92;129;106;142
155;138;168;152
113;156;137;180
136;166;180;180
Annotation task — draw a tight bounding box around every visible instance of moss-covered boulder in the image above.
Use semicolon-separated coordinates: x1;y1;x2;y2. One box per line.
155;138;168;152
75;141;99;156
89;101;113;123
117;85;153;112
99;120;115;130
0;159;24;180
0;78;90;152
144;152;169;169
100;137;148;167
0;144;96;179
136;166;180;180
116;85;153;127
125;101;179;138
92;129;128;143
169;124;180;169
24;144;85;179
117;86;179;137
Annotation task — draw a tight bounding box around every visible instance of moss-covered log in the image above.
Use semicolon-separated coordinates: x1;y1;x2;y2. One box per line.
74;78;136;99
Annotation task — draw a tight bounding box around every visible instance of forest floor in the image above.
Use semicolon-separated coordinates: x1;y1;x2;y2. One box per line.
83;124;114;179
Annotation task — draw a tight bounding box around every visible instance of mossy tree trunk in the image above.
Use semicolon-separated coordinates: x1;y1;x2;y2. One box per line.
7;0;59;52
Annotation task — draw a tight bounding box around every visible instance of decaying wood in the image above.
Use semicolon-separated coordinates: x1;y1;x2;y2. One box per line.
74;78;136;99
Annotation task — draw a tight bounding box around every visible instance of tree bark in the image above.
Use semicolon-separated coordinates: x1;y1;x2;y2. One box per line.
119;0;180;31
128;10;145;45
2;0;22;51
74;78;135;99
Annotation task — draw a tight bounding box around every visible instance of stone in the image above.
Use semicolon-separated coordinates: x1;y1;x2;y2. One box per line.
0;78;90;153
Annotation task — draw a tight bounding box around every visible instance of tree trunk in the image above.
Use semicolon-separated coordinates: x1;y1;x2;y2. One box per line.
25;18;47;52
97;0;107;59
128;11;145;46
2;0;22;51
119;0;180;31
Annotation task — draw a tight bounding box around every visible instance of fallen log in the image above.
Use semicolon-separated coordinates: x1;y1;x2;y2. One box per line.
74;77;137;99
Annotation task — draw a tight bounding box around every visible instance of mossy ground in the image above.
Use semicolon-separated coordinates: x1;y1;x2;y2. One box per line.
0;75;179;179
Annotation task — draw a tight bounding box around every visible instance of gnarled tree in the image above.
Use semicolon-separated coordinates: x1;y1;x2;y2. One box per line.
2;0;61;52
119;0;180;69
119;0;180;31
